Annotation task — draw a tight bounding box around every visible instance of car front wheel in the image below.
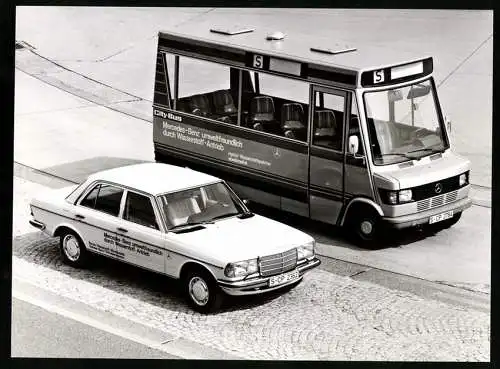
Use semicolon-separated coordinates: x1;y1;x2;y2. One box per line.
184;269;223;313
60;230;89;268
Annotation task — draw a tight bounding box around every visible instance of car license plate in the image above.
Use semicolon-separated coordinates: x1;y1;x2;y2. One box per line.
269;269;300;287
429;210;454;224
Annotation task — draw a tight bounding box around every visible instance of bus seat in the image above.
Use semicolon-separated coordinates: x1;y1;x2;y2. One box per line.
284;130;296;139
189;94;212;117
252;122;264;131
250;96;275;122
313;110;336;137
212;90;237;115
281;103;305;130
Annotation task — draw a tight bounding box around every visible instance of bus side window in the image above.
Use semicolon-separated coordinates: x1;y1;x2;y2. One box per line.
312;92;345;151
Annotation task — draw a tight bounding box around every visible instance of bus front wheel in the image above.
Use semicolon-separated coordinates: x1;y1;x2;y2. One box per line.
345;205;382;249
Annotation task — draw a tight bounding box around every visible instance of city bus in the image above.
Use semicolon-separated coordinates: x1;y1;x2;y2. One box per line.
151;18;472;247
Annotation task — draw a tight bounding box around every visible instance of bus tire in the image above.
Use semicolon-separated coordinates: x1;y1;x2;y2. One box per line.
345;204;382;249
183;267;224;314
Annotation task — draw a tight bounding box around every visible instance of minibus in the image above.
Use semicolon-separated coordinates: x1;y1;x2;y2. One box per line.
151;17;471;247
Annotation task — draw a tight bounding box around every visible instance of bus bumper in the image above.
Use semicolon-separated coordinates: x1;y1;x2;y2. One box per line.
218;257;321;296
382;197;472;229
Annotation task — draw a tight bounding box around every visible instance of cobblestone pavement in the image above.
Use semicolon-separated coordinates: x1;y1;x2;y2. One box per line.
12;177;490;361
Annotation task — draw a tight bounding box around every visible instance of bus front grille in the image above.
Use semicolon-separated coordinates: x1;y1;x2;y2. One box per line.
259;249;297;277
417;190;458;212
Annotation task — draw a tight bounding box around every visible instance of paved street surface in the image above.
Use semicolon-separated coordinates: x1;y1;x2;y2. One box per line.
15;7;492;188
12;297;177;358
12;7;492;360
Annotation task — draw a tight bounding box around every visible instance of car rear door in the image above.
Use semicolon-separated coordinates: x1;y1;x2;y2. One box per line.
75;182;125;260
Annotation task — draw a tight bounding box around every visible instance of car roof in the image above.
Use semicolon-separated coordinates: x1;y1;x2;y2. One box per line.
87;162;221;196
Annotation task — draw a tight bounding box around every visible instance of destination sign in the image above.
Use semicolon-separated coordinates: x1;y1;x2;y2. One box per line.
361;57;433;87
246;53;304;77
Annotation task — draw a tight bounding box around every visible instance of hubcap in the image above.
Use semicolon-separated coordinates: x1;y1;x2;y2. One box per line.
189;276;209;306
360;220;373;235
63;234;80;262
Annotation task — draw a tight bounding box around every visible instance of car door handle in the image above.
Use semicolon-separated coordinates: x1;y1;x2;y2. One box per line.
116;227;128;233
75;214;85;219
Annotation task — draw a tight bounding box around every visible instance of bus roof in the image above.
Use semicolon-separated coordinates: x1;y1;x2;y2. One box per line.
159;14;433;88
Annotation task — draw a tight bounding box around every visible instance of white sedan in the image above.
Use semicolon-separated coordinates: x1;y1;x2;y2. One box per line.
29;163;320;312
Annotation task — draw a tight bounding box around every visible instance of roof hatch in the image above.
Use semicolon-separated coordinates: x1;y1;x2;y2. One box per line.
310;45;357;55
210;26;255;36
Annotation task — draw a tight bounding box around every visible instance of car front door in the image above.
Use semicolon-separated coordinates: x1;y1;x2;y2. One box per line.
75;182;125;260
117;189;166;274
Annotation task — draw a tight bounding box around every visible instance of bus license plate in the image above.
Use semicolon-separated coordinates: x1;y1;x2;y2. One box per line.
269;269;300;287
429;210;454;224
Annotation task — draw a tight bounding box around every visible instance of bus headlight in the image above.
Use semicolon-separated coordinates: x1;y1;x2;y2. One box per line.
224;258;258;278
398;189;413;203
459;173;468;186
297;241;315;260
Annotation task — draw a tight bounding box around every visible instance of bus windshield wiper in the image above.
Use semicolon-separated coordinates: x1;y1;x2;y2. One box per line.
379;152;416;160
407;147;445;154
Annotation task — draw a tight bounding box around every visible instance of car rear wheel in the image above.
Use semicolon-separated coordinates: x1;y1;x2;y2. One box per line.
184;268;223;313
60;230;89;268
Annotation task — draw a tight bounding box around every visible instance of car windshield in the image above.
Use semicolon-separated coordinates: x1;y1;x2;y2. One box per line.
363;79;448;165
158;182;245;229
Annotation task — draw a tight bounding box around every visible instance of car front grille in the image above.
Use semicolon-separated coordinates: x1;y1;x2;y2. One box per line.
416;190;458;212
259;248;297;277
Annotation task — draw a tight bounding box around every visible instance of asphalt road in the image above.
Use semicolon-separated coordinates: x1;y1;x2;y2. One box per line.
11;298;177;358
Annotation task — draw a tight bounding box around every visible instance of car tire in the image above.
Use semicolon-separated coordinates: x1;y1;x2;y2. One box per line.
184;268;224;314
429;212;462;232
346;206;382;249
59;230;89;268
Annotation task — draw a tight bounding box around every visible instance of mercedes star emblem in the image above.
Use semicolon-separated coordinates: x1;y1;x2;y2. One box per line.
434;183;443;194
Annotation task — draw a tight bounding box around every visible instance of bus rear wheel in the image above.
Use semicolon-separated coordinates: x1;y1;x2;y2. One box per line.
345;205;382;249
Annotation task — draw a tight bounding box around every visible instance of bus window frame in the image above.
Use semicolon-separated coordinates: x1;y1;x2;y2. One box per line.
309;85;348;154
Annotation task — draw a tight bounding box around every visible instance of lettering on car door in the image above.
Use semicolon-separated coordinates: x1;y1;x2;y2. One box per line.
116;190;165;273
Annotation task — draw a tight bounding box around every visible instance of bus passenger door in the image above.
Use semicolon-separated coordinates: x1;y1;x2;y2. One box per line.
308;87;347;225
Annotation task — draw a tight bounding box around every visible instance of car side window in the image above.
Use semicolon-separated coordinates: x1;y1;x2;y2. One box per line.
80;183;124;217
124;191;159;230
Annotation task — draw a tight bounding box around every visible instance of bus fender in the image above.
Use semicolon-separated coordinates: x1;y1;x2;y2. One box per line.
339;198;384;226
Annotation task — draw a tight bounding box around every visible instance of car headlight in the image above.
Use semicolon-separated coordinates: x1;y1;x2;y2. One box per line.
459;172;468;186
387;191;398;205
398;189;413;203
297;241;315;260
224;258;258;278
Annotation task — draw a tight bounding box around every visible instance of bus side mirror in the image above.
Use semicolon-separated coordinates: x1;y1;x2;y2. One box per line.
445;116;452;133
348;135;359;155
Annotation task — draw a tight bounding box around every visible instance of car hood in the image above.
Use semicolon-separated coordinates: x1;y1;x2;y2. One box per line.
167;214;314;266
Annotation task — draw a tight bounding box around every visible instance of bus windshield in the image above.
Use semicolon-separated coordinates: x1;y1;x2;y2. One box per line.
363;79;448;165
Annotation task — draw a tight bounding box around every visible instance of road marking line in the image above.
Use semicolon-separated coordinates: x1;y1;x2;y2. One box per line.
12;289;180;356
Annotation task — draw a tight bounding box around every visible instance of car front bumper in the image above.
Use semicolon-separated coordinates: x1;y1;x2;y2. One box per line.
218;257;321;296
382;197;472;229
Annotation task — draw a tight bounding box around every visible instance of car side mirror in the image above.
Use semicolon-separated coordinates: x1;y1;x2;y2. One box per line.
242;199;250;205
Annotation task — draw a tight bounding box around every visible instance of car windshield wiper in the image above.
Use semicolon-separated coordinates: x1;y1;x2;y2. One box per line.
169;219;214;231
209;212;240;221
